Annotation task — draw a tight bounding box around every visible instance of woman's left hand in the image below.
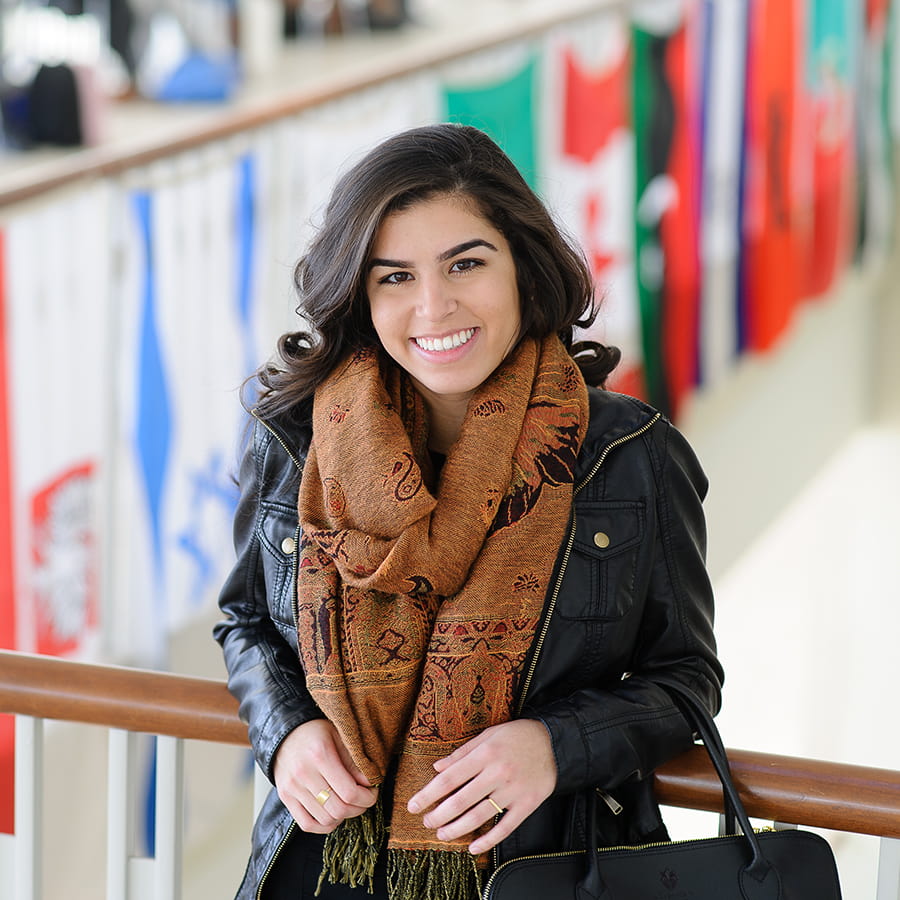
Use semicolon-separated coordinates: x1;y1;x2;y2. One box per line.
407;718;557;855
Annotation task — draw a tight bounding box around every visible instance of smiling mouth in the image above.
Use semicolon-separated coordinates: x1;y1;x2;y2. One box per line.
413;328;476;352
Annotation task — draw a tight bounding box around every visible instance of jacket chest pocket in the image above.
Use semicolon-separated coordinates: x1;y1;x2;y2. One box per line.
555;501;645;621
259;502;299;636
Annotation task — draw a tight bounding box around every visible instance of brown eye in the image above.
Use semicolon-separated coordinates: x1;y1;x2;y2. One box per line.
380;271;413;285
450;258;485;273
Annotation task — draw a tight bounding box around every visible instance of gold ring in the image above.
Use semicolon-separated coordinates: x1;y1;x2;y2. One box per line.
315;789;331;806
487;797;505;815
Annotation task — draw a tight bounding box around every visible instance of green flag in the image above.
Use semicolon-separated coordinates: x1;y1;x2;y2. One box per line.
442;53;539;188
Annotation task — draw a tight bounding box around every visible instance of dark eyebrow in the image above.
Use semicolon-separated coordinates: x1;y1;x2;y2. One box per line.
368;238;499;272
438;239;498;262
368;257;412;270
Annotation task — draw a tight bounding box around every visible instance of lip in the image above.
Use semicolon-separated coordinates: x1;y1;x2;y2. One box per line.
410;327;479;361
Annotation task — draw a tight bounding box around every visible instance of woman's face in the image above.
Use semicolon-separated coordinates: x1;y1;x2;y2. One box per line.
366;194;522;414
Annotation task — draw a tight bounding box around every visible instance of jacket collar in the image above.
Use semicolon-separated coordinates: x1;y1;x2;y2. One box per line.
575;389;659;483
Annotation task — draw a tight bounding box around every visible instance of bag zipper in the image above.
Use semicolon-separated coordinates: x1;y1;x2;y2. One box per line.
482;827;771;898
596;788;623;816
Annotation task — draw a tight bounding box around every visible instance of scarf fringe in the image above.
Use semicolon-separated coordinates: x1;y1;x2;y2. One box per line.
316;801;386;895
387;848;482;900
316;801;482;900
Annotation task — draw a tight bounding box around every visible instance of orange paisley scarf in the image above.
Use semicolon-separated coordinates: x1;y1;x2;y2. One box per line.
296;335;588;900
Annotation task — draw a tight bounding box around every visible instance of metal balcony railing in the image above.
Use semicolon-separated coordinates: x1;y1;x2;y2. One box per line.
1;649;899;899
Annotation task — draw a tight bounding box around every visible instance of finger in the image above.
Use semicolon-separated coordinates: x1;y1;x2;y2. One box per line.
467;808;524;856
334;735;375;788
408;751;483;814
421;773;494;831
432;796;509;844
308;745;378;811
294;800;339;834
277;787;339;834
431;732;484;773
304;777;377;829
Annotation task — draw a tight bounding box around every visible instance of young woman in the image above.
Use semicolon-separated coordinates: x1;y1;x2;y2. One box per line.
215;123;723;900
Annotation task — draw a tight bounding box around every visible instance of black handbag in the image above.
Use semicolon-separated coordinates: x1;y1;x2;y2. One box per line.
483;683;843;899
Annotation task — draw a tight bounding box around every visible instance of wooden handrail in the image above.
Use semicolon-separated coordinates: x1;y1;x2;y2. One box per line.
654;745;900;839
2;650;899;839
0;649;245;745
0;0;614;209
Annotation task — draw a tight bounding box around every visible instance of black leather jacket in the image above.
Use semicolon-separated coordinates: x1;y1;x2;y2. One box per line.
214;387;723;898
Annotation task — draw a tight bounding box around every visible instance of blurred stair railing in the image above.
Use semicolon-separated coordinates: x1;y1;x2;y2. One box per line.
1;649;899;899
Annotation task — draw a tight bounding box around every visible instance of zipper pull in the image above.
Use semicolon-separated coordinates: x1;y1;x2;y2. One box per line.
596;788;623;815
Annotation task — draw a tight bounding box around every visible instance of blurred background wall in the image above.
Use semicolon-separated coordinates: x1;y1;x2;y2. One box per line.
0;0;897;896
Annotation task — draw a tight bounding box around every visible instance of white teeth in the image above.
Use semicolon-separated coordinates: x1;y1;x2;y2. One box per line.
415;329;475;352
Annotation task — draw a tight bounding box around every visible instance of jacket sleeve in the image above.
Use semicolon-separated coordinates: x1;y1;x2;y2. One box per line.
527;418;724;796
213;420;324;782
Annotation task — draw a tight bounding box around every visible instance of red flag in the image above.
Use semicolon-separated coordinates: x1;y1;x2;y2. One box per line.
563;48;629;165
742;0;811;351
658;16;703;417
559;42;647;399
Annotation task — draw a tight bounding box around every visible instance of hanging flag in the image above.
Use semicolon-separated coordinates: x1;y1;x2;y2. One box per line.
631;0;704;418
132;189;172;619
856;0;895;257
32;462;98;657
740;0;811;352
541;16;646;399
3;188;110;662
804;0;859;298
0;187;111;827
699;0;748;387
442;47;539;187
0;230;14;834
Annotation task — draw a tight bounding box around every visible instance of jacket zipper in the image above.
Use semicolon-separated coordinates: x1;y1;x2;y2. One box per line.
255;821;297;900
514;412;660;716
494;412;660;874
251;409;305;473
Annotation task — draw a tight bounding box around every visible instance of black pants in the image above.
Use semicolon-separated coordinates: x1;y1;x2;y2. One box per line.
262;829;390;899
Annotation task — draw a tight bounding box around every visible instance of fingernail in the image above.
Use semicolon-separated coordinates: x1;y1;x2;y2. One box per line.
408;800;420;814
469;843;483;855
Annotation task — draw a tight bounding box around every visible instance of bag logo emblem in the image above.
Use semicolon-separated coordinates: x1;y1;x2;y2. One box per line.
660;869;679;890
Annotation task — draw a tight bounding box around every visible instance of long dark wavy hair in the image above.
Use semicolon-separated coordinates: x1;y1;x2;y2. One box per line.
252;123;620;425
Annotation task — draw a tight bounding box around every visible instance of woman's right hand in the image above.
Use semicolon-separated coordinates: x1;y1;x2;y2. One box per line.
273;719;378;833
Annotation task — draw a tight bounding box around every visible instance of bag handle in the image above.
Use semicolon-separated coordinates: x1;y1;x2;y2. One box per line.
579;681;782;900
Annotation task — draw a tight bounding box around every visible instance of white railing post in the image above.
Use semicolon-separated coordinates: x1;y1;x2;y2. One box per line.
154;735;184;900
0;832;11;900
107;728;139;900
14;716;42;900
876;837;900;900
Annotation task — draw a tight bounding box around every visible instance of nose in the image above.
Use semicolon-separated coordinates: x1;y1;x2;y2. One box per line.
416;273;456;321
